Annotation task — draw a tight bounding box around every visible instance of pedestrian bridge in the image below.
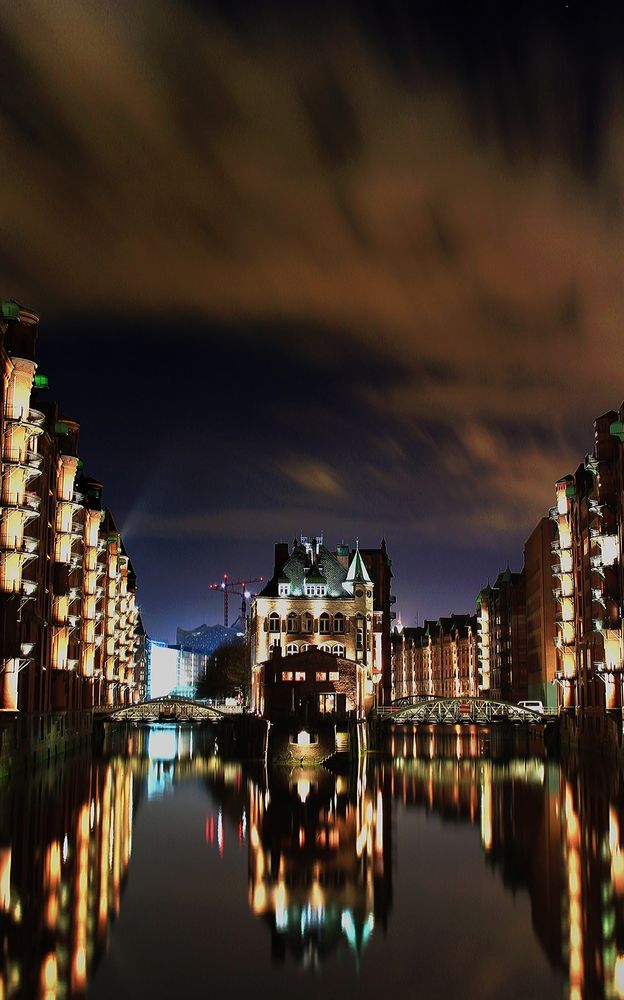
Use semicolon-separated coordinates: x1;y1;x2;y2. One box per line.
377;696;556;725
95;697;226;724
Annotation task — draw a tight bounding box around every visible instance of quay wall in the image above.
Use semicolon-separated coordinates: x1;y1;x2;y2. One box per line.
0;711;94;780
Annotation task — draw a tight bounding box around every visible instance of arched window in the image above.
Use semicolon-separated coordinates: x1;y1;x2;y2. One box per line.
319;613;330;634
286;642;298;655
302;613;314;634
333;644;345;657
269;612;281;632
286;612;299;634
320;643;332;653
333;612;345;634
300;643;309;652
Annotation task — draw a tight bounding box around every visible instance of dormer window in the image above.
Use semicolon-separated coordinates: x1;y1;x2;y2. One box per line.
305;584;326;597
278;583;289;596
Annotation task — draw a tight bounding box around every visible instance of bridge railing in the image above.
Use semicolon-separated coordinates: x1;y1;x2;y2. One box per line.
375;696;557;725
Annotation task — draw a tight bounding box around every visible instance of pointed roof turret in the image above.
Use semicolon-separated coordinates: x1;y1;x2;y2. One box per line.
345;541;372;584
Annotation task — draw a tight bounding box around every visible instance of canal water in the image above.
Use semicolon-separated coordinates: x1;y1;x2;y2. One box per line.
1;724;622;999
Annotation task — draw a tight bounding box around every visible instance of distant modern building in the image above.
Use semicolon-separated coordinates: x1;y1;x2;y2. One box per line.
176;622;239;656
146;638;210;699
249;535;392;716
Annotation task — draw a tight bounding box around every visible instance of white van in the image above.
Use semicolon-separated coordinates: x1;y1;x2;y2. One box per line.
517;700;544;714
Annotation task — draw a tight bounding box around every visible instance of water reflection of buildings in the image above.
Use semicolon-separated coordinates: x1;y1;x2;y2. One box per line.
385;723;624;1000
0;753;136;998
245;766;392;968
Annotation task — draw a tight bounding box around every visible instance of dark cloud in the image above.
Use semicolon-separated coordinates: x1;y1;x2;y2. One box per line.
2;0;624;635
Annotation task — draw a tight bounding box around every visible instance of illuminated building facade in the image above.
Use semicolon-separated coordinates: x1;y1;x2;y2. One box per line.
0;301;144;749
250;536;392;715
524;517;558;708
551;410;624;716
391;614;478;701
146;638;210;699
476;568;527;702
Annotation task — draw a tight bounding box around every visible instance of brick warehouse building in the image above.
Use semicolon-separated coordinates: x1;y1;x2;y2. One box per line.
391;614;478;701
0;301;144;758
250;535;393;717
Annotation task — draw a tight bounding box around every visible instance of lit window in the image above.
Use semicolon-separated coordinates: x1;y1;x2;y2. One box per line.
333;644;345;656
286;643;298;655
329;671;339;681
300;643;309;652
315;671;327;681
320;643;332;652
281;671;293;681
305;584;326;597
278;583;289;596
295;671;305;682
356;627;364;651
269;613;280;632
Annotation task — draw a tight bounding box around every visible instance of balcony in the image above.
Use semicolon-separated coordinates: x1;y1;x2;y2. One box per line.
6;408;45;435
73;489;85;504
26;449;43;470
549;506;560;522
28;408;45;427
592;618;604;633
552;588;562;600
2;456;42;485
592;589;606;606
590;555;604;572
585;453;599;476
21;579;37;598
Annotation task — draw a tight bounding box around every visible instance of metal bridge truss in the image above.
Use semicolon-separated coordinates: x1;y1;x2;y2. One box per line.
102;697;225;724
379;697;550;725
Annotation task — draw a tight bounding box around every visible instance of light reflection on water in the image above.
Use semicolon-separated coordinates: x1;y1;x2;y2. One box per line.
1;723;624;997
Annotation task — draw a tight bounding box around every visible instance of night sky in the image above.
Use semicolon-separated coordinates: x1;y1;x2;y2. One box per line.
2;1;624;640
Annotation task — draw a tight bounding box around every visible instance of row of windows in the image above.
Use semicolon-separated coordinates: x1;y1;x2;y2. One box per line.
281;670;340;682
278;583;327;597
285;642;345;656
269;611;347;634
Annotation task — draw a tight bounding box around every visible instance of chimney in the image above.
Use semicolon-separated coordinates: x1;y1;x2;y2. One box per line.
274;542;289;577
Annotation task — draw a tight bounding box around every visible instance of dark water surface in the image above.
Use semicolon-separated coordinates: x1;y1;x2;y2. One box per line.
1;723;623;999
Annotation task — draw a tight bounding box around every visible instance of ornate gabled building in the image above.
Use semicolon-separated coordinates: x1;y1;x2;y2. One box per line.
249;535;392;716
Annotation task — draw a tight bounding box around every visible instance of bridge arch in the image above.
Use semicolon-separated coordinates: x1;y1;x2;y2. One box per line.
102;697;226;724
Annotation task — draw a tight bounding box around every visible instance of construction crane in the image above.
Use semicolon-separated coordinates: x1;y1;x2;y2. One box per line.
209;574;264;628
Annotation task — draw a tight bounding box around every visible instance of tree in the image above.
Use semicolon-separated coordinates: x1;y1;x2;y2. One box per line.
195;637;249;701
